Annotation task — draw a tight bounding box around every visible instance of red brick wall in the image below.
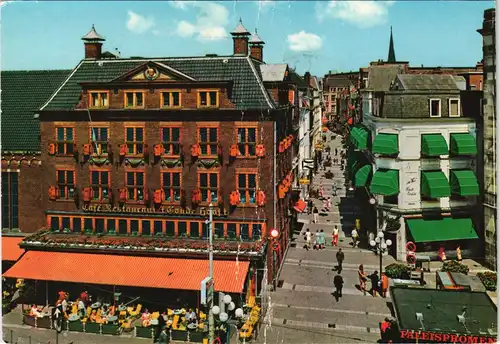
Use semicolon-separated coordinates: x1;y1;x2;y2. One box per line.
250;46;263;61
84;43;102;59
1;155;45;233
233;38;249;56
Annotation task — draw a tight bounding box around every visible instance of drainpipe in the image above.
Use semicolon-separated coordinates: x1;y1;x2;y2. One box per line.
272;114;277;290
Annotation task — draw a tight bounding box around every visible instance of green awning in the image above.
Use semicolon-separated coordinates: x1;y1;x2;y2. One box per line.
421;134;448;156
347;149;365;172
354;165;372;187
369;169;399;196
372;133;399;155
450;133;477;156
421;171;451;198
349;126;370;150
407;218;479;243
450;170;480;196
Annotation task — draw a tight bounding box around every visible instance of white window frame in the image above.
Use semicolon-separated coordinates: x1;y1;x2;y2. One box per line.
429;98;441;118
448;98;461;117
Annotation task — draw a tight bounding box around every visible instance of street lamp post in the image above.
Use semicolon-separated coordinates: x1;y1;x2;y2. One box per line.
211;295;243;344
208;202;215;344
370;231;392;275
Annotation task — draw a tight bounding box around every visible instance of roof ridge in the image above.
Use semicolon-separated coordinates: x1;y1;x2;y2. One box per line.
2;69;72;73
81;55;248;64
246;56;274;109
39;60;85;111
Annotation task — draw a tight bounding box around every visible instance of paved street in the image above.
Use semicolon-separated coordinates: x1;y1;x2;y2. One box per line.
257;132;397;344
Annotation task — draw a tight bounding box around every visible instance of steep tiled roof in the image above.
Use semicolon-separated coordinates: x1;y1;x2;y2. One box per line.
367;64;406;91
289;70;307;89
397;74;463;91
1;70;71;152
260;64;287;82
41;56;274;111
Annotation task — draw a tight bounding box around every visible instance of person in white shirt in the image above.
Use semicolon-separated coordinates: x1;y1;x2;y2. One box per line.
332;226;339;247
351;229;359;248
77;299;85;318
61;298;68;314
304;229;312;250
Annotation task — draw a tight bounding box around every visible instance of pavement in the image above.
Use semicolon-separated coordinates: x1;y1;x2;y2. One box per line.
256;132;393;344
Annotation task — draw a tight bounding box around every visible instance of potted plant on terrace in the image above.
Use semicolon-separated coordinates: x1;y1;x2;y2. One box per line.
441;260;470;275
477;271;497;291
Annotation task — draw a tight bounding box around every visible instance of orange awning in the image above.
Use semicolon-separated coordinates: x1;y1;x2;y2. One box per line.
293;199;307;213
3;251;249;293
2;237;25;261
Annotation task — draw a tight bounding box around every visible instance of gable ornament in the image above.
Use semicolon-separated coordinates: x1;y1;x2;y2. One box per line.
144;66;159;81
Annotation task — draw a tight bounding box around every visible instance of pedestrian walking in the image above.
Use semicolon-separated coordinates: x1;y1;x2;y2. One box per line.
304;229;312;250
323;198;328;211
332;225;339;246
380;272;389;298
351;228;359;248
439;246;447;261
326;197;332;211
314;230;321;250
319;184;325;199
358;265;367;295
319;229;326;249
332;183;337;196
335;148;338;156
456;246;462;262
333;272;344;301
369;270;380;297
158;327;169;344
307;199;314;215
336;248;344;273
312;206;319;224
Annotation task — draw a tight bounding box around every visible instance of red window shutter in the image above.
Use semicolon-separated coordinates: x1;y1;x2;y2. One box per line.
48;143;57;156
119;144;128;156
279;142;285;153
230;144;239;157
83;188;91;202
154;144;164;157
119;188;127;202
191;144;200;157
230;191;240;206
154;189;163;204
48;185;57;201
143;144;149;156
83;144;92;156
143;187;149;201
256;190;266;206
192;189;201;203
256;144;265;157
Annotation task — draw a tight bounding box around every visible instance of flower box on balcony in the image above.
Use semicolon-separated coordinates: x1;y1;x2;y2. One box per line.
135;325;154;338
101;323;121;335
85;322;101;334
68;320;84;332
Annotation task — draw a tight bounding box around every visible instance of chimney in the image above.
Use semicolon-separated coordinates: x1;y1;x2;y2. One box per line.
304;72;311;87
249;29;265;61
230;18;251;56
81;25;105;59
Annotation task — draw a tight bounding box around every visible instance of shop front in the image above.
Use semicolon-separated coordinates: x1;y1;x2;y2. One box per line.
387;286;497;344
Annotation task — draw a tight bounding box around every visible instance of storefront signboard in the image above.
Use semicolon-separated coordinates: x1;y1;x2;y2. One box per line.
399;330;497;343
200;277;214;306
299;179;310;185
315;143;323;151
82;204;229;217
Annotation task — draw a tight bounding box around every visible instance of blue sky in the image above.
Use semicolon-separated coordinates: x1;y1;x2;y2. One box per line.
1;1;494;77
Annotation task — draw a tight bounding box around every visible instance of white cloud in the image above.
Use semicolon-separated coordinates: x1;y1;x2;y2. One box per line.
257;0;276;11
287;31;323;52
126;10;155;34
171;2;229;42
316;1;393;28
169;1;197;10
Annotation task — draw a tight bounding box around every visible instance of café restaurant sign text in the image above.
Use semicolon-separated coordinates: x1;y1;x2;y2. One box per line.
83;204;229;217
400;330;496;343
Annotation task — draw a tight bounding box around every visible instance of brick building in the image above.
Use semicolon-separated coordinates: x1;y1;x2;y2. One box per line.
5;22;299;298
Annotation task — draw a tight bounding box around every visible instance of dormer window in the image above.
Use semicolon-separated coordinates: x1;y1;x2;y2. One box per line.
448;98;460;117
429;99;441;118
124;91;145;109
198;90;219;108
161;91;181;108
89;91;109;109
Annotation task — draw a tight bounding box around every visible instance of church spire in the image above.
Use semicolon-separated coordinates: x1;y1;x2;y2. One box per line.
387;26;396;63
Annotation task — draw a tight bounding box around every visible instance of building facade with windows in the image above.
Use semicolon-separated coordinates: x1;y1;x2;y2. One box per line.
8;22;297;296
478;8;496;270
355;74;481;261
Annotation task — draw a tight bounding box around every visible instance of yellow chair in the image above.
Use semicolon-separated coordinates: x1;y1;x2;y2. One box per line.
173;315;180;329
121;319;132;329
86;307;92;317
199;322;205;330
71;304;78;315
239;323;254;339
126;306;134;315
167;309;173;316
151;312;160;320
135;304;142;314
248;296;256;308
199;311;207;320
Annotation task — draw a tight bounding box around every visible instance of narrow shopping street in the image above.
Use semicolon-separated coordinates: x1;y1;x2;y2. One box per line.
258;132;397;344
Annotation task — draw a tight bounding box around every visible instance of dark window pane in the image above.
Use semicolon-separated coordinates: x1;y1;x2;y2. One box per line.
61;217;70;230
84;218;93;232
57;171;65;184
202;223;209;238
209;128;217;142
96;219;105;233
66;128;73;141
248;128;256;142
200;173;208;187
136;173;144;186
50;217;60;231
209;92;217;106
126;93;134;107
101;172;109;185
240;224;250;240
227;223;237;239
163;173;171;186
178;222;187;236
73;218;82;232
215;223;224;238
163;93;170;107
136;128;144;141
136;93;143;106
172;173;180;186
172;128;180;141
237;128;245;143
126;128;134;141
100;128;108;140
248;144;256;155
166;221;175;236
154;221;163;235
190;222;200;238
172;92;180;106
127;172;134;186
252;224;262;239
107;219;115;232
142;220;151;235
57;128;65;141
199;128;207;142
91;171;99;185
66;143;74;154
67;171;74;184
238;174;246;188
209;174;218;187
118;220;127;235
248;174;256;188
162;128;170;142
200;92;207;105
130;220;139;233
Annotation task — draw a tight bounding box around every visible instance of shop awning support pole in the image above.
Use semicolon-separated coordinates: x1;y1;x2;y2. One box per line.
46;281;48;308
208;202;215;344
